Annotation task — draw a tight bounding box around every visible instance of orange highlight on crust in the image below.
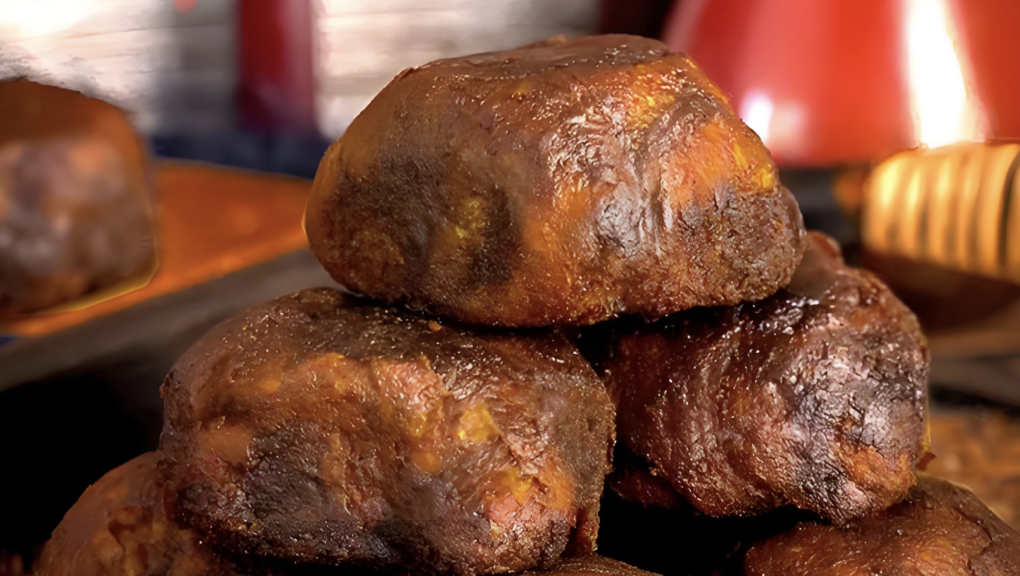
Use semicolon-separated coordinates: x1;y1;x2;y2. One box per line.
497;466;536;505
457;404;501;443
198;423;253;466
511;80;532;100
411;449;441;475
695;119;778;194
620;69;678;131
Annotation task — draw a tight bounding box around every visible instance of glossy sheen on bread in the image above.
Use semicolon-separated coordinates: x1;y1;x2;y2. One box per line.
744;474;1020;575
600;232;929;522
160;288;614;576
306;34;805;327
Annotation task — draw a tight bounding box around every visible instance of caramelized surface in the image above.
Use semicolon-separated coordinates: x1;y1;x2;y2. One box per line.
159;288;614;576
36;453;252;576
744;474;1020;575
35;456;638;576
307;34;805;327
600;232;929;522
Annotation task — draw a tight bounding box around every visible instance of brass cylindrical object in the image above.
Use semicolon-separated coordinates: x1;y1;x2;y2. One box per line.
862;142;1020;283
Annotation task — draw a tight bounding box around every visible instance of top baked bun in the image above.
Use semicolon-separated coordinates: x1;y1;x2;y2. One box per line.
307;34;805;327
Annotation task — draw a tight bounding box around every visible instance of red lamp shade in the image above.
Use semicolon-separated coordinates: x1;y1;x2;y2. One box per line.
664;0;1020;167
237;0;316;134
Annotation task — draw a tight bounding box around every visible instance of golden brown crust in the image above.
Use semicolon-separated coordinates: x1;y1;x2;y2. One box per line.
599;232;929;522
306;34;805;327
744;474;1020;576
36;453;251;576
159;288;615;576
0;80;156;315
36;455;636;576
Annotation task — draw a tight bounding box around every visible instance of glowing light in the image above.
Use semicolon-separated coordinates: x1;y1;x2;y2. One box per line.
174;0;197;13
741;90;774;146
0;0;99;38
905;0;982;147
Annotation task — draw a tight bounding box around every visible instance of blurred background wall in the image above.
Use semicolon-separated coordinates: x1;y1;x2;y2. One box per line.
0;0;237;134
313;0;597;137
0;0;598;141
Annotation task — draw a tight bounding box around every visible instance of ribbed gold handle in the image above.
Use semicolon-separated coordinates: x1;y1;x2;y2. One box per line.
862;142;1020;282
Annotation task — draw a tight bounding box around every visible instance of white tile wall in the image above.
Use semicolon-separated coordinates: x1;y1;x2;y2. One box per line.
312;0;598;137
0;0;236;134
0;0;599;138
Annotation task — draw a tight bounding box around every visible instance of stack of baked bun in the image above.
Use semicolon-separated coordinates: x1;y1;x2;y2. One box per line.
37;35;1020;576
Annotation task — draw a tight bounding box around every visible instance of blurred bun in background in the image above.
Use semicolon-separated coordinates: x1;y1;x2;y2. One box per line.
0;80;156;316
